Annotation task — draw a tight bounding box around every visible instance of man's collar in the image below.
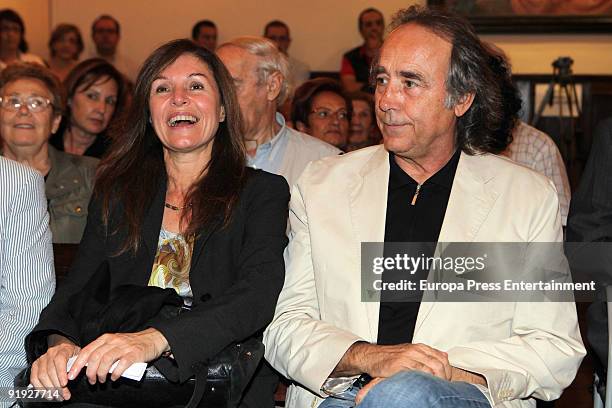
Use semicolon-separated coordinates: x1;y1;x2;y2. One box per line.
388;149;460;189
266;112;288;148
248;113;287;156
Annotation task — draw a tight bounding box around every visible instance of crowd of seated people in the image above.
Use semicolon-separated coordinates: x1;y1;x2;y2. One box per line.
0;63;97;244
0;4;608;408
216;36;340;187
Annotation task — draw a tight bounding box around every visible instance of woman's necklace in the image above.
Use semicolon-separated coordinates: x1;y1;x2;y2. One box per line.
164;202;192;211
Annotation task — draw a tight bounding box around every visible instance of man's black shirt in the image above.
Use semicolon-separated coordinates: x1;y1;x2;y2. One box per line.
377;150;460;345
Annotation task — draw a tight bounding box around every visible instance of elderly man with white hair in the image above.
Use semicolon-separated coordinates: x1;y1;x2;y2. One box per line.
217;36;340;188
217;37;339;408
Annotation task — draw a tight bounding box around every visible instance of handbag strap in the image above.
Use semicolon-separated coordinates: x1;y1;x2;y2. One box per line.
185;362;209;408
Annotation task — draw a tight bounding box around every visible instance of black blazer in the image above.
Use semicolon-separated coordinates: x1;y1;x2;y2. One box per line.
566;117;612;384
567;117;612;242
27;168;289;387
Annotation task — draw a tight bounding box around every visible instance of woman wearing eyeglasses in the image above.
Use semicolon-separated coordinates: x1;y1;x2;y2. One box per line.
291;77;352;151
0;62;97;244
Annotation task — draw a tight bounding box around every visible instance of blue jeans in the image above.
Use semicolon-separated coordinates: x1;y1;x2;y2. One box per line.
319;371;491;408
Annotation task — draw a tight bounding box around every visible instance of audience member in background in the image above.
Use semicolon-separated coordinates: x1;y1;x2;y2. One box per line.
291;77;351;151
26;39;288;407
264;20;310;89
0;9;45;71
47;24;84;82
0;63;97;244
346;91;380;152
567;117;612;242
50;58;127;158
218;37;339;188
340;8;385;93
566;117;612;397
90;14;138;82
0;156;54;397
504;120;571;225
192;19;218;52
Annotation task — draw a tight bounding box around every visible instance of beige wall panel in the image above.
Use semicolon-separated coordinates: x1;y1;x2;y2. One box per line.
485;35;612;75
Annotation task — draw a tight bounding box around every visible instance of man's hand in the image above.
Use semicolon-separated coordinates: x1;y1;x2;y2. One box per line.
332;342;451;380
67;328;169;384
451;366;487;386
355;377;384;404
30;335;81;401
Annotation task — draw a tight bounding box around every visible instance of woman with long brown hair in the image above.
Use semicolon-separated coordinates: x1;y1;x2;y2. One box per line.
50;58;127;158
27;39;289;406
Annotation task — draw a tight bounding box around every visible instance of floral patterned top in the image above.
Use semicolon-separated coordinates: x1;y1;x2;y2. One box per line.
148;227;194;306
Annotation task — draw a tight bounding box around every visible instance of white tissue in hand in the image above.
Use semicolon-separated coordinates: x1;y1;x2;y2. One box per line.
66;356;147;381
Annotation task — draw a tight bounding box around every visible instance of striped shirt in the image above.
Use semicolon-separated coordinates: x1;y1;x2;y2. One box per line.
0;157;55;398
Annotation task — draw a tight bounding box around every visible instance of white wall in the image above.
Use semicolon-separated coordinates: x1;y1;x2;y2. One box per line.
8;0;612;75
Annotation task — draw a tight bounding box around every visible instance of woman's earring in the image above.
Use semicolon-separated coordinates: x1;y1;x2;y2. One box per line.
220;107;225;123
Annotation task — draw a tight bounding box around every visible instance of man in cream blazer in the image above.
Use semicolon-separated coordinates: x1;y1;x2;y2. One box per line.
263;6;584;408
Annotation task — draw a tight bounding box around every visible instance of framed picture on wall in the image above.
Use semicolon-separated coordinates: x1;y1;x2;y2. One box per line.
427;0;612;33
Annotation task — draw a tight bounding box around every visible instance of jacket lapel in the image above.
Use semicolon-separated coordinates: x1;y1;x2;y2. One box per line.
414;152;500;333
140;177;222;285
45;146;79;200
190;215;222;274
142;182;166;268
437;153;499;243
348;146;389;341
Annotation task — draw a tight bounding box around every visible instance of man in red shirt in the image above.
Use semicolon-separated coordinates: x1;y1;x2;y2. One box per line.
340;8;385;93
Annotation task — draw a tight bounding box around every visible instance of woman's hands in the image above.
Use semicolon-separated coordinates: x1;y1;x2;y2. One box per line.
30;328;169;401
68;328;169;384
30;334;81;401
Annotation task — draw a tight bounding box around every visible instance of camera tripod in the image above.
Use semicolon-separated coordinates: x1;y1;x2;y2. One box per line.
531;57;582;170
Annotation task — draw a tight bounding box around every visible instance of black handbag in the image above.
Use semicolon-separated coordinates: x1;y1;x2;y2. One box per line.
18;261;264;408
15;338;263;408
